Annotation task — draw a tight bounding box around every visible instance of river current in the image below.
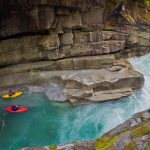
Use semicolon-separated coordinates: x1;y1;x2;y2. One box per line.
0;54;150;150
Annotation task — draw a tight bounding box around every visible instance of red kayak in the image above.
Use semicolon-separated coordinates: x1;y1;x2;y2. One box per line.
5;107;28;113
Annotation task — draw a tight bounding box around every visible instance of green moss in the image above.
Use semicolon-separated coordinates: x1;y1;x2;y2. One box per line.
96;122;150;150
132;124;150;138
124;142;138;150
49;145;57;149
146;145;150;150
95;136;119;150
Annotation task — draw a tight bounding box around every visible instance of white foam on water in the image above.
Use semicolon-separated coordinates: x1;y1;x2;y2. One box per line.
128;54;150;112
2;54;150;150
28;86;44;94
57;54;150;142
43;81;66;102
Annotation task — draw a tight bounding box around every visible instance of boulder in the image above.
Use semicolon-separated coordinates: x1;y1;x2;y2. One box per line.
61;60;144;104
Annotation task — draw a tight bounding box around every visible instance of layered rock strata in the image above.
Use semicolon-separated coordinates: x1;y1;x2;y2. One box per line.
0;59;144;104
0;0;150;68
0;1;149;149
0;0;147;103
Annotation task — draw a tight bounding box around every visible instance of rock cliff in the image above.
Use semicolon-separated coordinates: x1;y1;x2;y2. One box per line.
1;0;150;149
0;0;148;103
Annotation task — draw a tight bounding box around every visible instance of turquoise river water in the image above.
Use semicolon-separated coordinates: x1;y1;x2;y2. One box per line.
1;54;150;150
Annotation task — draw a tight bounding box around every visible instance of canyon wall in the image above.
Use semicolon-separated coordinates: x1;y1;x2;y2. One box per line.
0;0;148;103
0;0;150;68
1;1;150;149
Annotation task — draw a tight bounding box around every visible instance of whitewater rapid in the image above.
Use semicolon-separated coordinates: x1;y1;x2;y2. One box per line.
57;54;150;142
1;54;150;150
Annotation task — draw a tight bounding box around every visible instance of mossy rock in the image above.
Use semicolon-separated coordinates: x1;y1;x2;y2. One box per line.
132;123;150;138
96;121;150;150
49;145;57;149
146;145;150;150
124;142;138;150
95;136;119;150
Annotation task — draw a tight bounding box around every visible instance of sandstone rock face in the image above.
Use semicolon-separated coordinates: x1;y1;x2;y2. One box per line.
0;0;83;38
0;32;125;67
1;1;148;150
0;0;147;101
0;0;150;68
0;5;54;37
0;60;144;104
0;55;115;76
60;60;144;104
0;34;60;66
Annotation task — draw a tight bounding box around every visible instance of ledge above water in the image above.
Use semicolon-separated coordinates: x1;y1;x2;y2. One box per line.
0;59;144;105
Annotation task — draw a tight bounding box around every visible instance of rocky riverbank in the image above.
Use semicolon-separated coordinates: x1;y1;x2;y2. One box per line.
21;108;150;150
1;0;150;149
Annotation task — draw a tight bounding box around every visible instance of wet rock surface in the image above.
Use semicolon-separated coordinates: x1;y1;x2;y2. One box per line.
22;141;95;150
0;1;150;150
0;0;148;97
95;109;150;150
0;60;144;104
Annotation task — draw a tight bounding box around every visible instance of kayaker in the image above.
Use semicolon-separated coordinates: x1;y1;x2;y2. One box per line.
8;90;15;96
11;104;20;111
